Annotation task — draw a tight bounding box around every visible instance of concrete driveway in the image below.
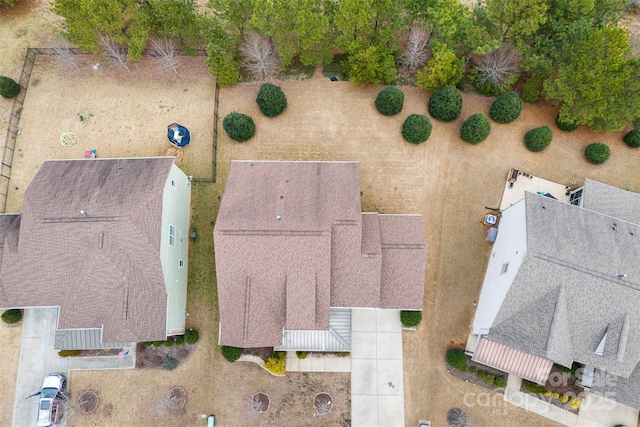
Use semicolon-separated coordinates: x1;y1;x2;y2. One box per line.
12;307;70;427
351;308;405;427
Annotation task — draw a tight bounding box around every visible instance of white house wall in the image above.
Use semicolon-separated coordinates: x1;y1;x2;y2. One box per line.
160;163;192;336
472;199;527;335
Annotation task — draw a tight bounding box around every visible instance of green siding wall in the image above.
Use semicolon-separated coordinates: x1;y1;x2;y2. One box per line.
160;164;191;335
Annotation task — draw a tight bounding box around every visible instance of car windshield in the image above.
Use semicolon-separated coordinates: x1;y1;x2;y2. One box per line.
41;388;58;399
39;399;51;410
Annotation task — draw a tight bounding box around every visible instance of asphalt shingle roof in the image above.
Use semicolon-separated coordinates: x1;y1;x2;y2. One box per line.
0;158;175;343
214;161;427;348
488;190;640;380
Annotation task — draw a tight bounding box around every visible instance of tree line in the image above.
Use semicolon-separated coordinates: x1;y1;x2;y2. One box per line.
51;0;640;131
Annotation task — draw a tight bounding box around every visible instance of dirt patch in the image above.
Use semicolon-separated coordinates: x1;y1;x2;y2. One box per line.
135;342;195;369
164;386;187;412
75;390;99;414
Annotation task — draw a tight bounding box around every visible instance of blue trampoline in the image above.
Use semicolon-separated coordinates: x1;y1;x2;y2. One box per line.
167;123;191;147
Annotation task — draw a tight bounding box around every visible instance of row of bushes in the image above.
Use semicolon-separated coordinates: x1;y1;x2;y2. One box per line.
143;328;199;347
522;379;581;409
446;347;508;388
223;83;288;142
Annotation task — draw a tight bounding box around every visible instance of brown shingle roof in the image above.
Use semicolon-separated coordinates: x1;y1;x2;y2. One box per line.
0;158;175;343
215;161;427;348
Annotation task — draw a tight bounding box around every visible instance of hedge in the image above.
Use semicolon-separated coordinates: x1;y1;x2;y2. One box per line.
185;328;199;344
489;91;522;124
400;310;422;327
555;114;579;132
460;113;491;144
256;83;287;117
623;129;640;148
165;337;174;347
223;112;256;142
0;76;19;99
58;349;82;357
175;335;185;345
1;309;21;324
585;143;610;164
446;348;467;372
524;126;552;152
402;114;432;144
494;376;507;388
375;87;404;116
221;345;242;362
522;379;548;394
428;86;462;122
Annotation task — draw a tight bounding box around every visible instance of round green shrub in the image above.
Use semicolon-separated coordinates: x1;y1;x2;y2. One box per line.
223;112;255;142
0;76;19;99
184;328;199;344
1;309;21;324
460;113;491;144
446;347;467;372
623;129;640;148
165;337;174;347
402;114;432;144
489;91;522;124
162;356;179;370
400;310;422;327
175;335;185;346
555;114;579;132
524;126;553;152
585;143;610;164
375;87;404;116
296;351;308;359
152;340;164;347
428;86;462;122
494;376;508;388
144;341;153;347
256;83;287;117
221;345;242;362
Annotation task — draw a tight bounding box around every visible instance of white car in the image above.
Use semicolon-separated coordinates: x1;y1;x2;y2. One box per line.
37;374;67;427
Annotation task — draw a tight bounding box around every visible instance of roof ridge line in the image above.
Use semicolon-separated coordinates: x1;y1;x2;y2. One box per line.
532;252;640;290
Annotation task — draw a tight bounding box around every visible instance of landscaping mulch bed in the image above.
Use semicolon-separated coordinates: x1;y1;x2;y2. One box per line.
250;392;270;413
135;342;195;369
446;365;507;393
242;347;275;361
75;349;122;357
314;392;333;416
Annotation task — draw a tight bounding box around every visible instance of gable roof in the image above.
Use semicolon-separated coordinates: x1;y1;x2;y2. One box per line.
488;190;640;378
214;161;427;348
0;158;175;343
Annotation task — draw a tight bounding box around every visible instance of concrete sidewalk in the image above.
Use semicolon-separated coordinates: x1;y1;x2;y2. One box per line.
12;307;70;427
285;351;350;372
351;309;405;427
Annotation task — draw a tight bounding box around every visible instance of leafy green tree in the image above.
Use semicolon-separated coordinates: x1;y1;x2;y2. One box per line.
543;26;640;131
406;0;472;47
486;0;548;44
208;0;254;38
141;0;204;52
335;0;401;53
416;42;463;93
205;27;240;86
342;45;396;87
251;0;299;68
53;0;148;59
296;0;334;66
1;0;16;6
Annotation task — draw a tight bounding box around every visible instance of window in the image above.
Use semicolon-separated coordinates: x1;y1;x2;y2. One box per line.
179;259;184;268
169;225;175;247
569;188;583;206
170;179;176;188
500;262;509;275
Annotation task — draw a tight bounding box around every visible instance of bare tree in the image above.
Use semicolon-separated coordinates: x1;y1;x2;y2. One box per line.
98;34;130;72
240;33;280;79
400;25;431;72
150;37;180;74
51;47;79;70
472;45;520;93
447;408;471;427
